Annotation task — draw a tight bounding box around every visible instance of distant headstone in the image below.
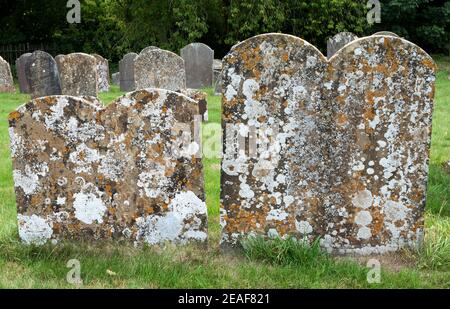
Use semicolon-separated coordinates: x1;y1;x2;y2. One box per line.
181;43;214;89
9;89;206;245
92;54;109;92
221;33;436;255
25;51;61;98
214;75;222;96
56;53;98;97
213;59;222;88
112;72;120;86
327;32;358;58
0;56;15;93
119;52;138;92
374;31;399;37
134;49;186;91
16;53;32;93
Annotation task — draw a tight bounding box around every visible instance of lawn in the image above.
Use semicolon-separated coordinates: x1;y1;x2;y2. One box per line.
0;57;448;288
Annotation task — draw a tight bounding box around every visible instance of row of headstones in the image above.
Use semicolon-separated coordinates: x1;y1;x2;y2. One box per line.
10;33;435;255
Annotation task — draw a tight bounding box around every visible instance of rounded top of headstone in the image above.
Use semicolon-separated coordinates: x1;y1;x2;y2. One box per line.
122;52;139;61
92;54;107;61
373;31;399;37
328;32;359;43
139;46;159;55
181;42;213;53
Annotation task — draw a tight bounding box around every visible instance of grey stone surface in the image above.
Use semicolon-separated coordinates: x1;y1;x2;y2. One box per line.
112;72;120;86
9;89;206;246
181;43;214;89
25;51;61;98
92;54;109;92
56;53;98;97
134;49;186;91
220;33;436;255
140;46;159;55
16;53;32;93
327;32;359;58
0;56;15;93
213;59;222;71
119;52;138;92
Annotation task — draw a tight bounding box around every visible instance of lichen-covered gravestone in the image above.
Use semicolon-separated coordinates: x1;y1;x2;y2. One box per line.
9;89;207;245
181;43;214;89
140;46;159;55
327;32;358;58
119;52;138;92
56;53;98;97
16;53;32;93
179;89;208;122
25;51;61;98
220;33;436;255
374;31;399;37
92;54;109;92
0;56;15;93
134;49;186;91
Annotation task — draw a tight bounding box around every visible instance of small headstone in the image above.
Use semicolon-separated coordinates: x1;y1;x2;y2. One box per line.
25;51;61;98
179;89;208;122
92;54;109;92
327;32;359;58
134;49;186;91
374;31;399;37
0;56;15;93
112;72;120;86
9;89;206;245
119;52;138;92
16;53;32;93
56;53;98;97
181;43;214;89
213;59;222;71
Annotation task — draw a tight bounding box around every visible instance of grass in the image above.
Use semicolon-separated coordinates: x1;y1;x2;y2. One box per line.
0;56;449;288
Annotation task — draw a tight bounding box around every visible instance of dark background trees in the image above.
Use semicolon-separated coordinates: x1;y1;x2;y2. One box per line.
0;0;448;63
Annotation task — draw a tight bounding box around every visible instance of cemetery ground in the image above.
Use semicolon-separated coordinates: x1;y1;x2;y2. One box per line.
0;57;448;288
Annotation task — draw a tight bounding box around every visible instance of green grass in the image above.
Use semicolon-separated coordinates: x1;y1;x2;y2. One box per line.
0;57;449;288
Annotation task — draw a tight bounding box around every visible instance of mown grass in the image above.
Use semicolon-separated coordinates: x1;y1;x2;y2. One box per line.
0;56;448;288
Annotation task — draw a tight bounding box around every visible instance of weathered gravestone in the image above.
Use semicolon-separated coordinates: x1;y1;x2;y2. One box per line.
9;89;206;245
374;31;400;37
134;49;186;91
16;53;32;93
25;51;61;98
0;56;15;93
119;52;138;92
140;46;159;55
56;53;98;97
179;89;208;122
92;54;109;92
213;59;222;84
112;72;120;86
327;32;359;58
181;43;214;89
220;33;435;255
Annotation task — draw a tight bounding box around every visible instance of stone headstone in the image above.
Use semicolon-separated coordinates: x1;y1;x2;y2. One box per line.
9;89;206;245
56;53;98;97
92;54;109;92
25;51;61;98
119;52;138;92
213;59;222;90
327;32;359;58
374;31;399;37
179;89;208;122
134;49;186;91
16;53;32;93
181;43;214;89
0;56;15;93
140;46;159;55
213;59;222;71
112;72;120;86
214;74;222;96
220;33;435;255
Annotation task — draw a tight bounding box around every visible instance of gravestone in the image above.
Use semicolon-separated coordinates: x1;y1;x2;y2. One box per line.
181;43;214;89
134;49;186;91
0;56;15;93
140;46;159;55
220;33;435;255
327;32;358;58
179;89;208;122
16;53;31;93
214;75;222;96
112;72;120;86
374;31;399;37
119;52;138;92
92;54;109;92
25;51;61;98
56;53;98;97
213;59;222;93
9;89;206;245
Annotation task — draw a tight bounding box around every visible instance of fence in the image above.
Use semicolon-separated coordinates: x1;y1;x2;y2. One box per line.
0;42;58;67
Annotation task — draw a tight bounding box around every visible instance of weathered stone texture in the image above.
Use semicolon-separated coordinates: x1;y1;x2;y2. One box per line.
220;33;436;255
93;54;110;92
26;51;61;98
16;53;32;93
374;31;399;37
9;89;206;245
181;43;214;89
327;32;358;58
0;56;15;93
134;49;186;91
179;89;208;122
119;53;138;92
56;53;98;97
140;46;159;55
112;72;120;86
